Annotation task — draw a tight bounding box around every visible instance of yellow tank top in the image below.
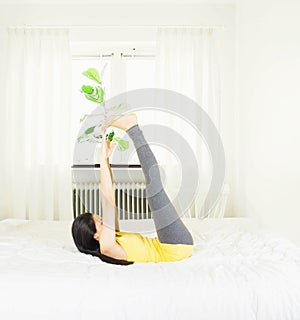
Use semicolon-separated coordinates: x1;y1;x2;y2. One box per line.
115;231;193;263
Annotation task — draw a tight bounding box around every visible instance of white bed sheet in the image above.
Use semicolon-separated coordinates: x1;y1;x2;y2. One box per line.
0;217;300;320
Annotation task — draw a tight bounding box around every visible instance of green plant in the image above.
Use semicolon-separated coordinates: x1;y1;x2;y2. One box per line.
77;64;129;151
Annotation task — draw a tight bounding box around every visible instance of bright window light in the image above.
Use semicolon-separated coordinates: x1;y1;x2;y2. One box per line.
125;58;155;91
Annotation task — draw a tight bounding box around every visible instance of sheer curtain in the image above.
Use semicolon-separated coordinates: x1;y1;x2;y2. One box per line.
0;28;73;221
155;27;222;217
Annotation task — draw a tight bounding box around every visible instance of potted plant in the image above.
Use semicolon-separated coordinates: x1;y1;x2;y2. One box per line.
76;63;129;152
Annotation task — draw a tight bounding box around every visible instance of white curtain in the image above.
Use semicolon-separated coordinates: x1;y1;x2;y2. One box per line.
155;27;222;217
0;28;73;221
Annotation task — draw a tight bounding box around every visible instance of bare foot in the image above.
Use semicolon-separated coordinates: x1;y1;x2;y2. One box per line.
108;113;138;131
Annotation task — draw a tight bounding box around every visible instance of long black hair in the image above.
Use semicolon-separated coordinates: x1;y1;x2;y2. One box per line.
71;212;133;266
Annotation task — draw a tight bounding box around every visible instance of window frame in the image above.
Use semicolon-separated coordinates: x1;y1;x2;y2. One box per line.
71;44;156;147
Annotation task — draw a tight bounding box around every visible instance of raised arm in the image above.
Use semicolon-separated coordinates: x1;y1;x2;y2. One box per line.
99;134;119;252
106;156;120;232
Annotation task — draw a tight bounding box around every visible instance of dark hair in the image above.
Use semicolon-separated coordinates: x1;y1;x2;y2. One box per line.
71;212;133;266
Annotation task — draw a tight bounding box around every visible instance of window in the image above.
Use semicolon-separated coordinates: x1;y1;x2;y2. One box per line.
125;58;155;91
71;50;155;147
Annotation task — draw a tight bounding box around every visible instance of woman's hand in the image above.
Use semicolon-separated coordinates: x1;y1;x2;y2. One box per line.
99;131;117;162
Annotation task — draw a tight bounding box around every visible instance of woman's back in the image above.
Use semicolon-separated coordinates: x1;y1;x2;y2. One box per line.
115;231;193;263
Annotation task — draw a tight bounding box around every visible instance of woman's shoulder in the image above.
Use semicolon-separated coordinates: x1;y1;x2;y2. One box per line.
115;230;138;239
115;230;142;236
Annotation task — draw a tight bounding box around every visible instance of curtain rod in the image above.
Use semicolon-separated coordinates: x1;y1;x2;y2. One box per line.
8;24;225;29
72;53;156;59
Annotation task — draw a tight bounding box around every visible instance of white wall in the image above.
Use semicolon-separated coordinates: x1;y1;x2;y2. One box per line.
0;28;6;87
234;0;300;245
0;3;233;27
0;3;236;217
0;28;7;176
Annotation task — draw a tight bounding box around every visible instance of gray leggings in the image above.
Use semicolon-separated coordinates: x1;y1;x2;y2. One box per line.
126;124;194;245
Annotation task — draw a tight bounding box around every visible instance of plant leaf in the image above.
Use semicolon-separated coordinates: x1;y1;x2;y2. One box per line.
113;137;129;151
80;114;89;122
82;68;101;84
85;94;99;103
85;126;96;135
98;86;105;104
107;131;115;141
83;86;105;104
81;85;94;94
77;133;88;142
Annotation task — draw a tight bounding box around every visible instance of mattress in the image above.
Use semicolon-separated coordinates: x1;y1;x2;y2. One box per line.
0;217;300;320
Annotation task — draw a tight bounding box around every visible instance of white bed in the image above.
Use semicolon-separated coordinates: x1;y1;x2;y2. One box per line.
1;217;300;320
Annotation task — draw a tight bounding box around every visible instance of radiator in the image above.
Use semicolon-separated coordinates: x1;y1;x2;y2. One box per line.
72;182;152;220
72;164;230;220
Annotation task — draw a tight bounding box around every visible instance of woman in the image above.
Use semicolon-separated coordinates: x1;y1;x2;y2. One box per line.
72;113;194;265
